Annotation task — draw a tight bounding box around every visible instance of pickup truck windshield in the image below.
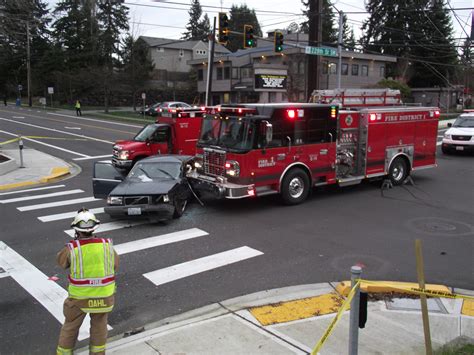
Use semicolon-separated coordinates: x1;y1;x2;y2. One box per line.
198;116;255;151
453;116;474;128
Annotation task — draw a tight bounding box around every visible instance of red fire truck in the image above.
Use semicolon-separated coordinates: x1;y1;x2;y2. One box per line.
189;103;440;204
112;107;204;169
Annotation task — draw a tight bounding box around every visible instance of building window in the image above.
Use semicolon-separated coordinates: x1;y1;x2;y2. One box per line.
179;49;184;57
341;63;348;75
197;69;203;81
232;68;239;79
196;49;206;55
329;62;337;74
361;65;368;76
322;60;328;74
217;67;223;80
269;92;277;103
224;67;230;80
351;64;359;76
380;65;385;77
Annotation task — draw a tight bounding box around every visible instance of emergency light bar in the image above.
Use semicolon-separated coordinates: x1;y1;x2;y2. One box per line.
205;106;257;116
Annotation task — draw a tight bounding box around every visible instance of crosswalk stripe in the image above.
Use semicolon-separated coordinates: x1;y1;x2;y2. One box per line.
38;208;105;222
0;184;65;196
0;189;84;204
143;246;264;286
115;228;209;255
17;197;100;212
64;220;148;238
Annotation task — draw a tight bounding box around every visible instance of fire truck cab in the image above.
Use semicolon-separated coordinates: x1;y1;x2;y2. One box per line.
190;103;439;205
112;107;204;169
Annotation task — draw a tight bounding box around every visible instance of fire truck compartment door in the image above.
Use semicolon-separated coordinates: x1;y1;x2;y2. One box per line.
93;161;125;199
366;123;386;174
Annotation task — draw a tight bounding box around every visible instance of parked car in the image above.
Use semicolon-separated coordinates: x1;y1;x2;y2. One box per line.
442;113;474;154
139;102;163;116
139;102;191;117
93;155;195;219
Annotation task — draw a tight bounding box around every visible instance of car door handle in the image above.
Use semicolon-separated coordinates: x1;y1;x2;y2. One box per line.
320;149;328;155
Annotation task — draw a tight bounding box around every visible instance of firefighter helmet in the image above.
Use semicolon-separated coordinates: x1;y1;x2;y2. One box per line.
71;208;100;233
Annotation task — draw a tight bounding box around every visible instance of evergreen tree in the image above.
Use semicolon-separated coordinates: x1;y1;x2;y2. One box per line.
300;0;337;44
361;0;457;87
0;0;51;102
182;0;206;40
199;13;211;41
226;4;262;52
341;14;356;50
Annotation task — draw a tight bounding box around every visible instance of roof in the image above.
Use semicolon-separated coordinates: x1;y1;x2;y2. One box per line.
140;36;230;53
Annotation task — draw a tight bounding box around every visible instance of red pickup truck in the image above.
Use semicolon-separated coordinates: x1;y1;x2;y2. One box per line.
112;107;204;169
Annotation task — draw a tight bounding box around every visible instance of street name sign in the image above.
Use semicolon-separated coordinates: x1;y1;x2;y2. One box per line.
305;46;337;57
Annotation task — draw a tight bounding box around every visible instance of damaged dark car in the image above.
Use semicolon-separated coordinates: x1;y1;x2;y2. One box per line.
92;155;195;219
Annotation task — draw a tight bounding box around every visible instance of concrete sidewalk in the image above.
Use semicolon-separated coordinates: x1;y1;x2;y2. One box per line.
0;147;76;190
78;283;474;355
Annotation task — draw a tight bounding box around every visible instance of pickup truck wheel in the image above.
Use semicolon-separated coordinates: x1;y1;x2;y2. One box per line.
441;145;450;155
388;157;408;186
280;168;310;205
172;199;188;219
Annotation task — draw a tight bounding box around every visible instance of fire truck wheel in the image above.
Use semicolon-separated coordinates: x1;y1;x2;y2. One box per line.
172;199;188;219
388;157;409;186
281;168;310;205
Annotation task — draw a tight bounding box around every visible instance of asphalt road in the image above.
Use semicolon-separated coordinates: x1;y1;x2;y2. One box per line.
0;106;473;354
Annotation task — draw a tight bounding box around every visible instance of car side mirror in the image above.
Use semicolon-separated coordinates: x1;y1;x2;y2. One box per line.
447;123;452;127
260;120;273;147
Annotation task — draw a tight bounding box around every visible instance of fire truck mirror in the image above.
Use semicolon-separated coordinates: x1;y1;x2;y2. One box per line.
261;120;273;147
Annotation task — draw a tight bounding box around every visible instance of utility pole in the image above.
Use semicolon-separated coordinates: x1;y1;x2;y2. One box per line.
205;16;217;106
337;11;343;90
307;0;322;100
26;21;32;107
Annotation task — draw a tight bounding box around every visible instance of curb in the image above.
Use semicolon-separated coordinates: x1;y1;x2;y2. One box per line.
0;166;70;191
335;280;451;296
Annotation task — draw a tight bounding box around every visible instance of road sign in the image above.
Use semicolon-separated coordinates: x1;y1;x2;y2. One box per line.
141;92;146;100
305;46;337;57
18;84;23;91
48;87;54;94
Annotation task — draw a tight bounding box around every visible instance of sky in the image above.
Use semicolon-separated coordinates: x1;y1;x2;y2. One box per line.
47;0;472;45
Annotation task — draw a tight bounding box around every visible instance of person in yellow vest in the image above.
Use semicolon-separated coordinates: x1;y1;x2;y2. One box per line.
56;209;119;355
75;100;82;116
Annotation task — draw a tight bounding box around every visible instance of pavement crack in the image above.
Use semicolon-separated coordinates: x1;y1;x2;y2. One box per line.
217;302;310;354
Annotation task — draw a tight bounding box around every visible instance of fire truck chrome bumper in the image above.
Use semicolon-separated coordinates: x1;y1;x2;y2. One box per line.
190;175;254;199
112;158;133;169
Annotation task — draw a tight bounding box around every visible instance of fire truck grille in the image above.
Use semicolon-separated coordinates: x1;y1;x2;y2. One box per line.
452;135;471;141
113;148;119;158
203;150;226;176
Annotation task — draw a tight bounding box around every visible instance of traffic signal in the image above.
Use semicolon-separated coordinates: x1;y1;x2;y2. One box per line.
274;31;284;52
243;25;255;48
218;12;229;44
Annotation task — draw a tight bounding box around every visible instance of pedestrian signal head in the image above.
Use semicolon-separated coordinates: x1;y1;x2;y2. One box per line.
71;208;100;233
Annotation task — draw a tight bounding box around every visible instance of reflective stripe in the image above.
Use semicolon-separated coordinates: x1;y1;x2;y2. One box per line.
90;344;106;353
108;239;114;276
68;275;115;286
81;305;114;313
75;240;84;278
67;243;76;278
102;239;108;275
56;346;73;355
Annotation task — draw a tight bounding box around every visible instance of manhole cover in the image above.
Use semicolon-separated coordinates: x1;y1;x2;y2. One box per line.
405;217;474;237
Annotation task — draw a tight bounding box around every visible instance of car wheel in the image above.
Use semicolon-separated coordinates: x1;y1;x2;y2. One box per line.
388;157;408;186
441;145;450;155
172;199;188;219
280;168;310;205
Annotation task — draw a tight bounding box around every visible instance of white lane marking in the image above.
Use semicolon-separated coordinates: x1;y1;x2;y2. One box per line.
12;116;25;119
0;241;106;340
38;207;105;222
437;141;443;146
0;129;90;158
438;135;444;138
0;189;84;204
48;112;143;128
0;184;65;196
64;220;148;238
18;197;100;211
115;228;209;255
73;155;112;161
64;126;82;130
144;246;264;286
0;117;114;144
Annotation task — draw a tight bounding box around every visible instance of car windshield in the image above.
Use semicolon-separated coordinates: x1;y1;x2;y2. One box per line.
129;162;181;181
453;116;474;128
134;124;157;142
198;116;255;151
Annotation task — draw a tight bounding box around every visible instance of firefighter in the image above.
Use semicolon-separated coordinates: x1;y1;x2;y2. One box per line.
56;208;119;355
75;100;82;116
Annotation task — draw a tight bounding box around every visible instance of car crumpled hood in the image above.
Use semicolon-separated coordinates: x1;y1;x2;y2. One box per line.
110;178;179;196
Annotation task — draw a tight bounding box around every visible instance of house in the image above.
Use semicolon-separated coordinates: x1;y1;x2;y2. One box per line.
187;31;397;105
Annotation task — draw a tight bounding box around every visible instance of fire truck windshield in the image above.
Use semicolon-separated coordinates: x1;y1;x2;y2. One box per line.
198;116;255;151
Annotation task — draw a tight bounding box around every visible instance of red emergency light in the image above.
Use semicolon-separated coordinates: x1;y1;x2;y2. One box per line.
287;109;296;119
434;110;440;118
369;113;377;122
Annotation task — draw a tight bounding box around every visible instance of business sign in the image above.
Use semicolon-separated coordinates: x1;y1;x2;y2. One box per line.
47;87;54;94
305;46;337;57
254;74;287;91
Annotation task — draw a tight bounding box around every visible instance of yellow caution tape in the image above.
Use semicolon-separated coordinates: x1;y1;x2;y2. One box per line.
0;137;21;145
311;281;360;355
0;135;88;145
359;279;474;300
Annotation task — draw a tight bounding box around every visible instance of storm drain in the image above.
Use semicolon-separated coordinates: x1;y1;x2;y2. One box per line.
405;217;473;237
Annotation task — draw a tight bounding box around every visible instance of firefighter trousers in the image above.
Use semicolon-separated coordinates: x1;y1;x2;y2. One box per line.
57;298;111;355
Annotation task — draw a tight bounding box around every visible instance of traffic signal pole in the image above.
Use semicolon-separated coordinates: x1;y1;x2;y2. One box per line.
307;0;322;99
205;16;217;106
337;11;343;90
